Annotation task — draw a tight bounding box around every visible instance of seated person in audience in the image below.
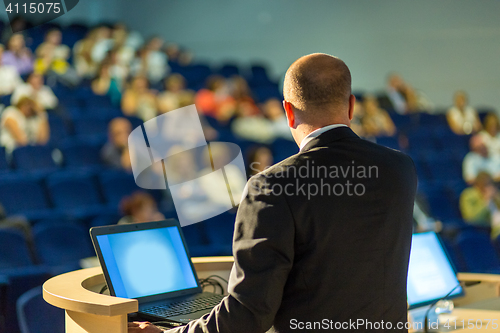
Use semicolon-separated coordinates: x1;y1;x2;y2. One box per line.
121;75;158;121
11;72;58;110
385;73;430;114
247;145;273;177
0;96;50;154
460;171;500;238
34;29;70;75
231;102;274;143
73;28;100;78
0;44;22;96
101;117;132;171
463;134;500;184
157;74;194;113
91;61;122;106
2;34;33;75
130;36;168;84
262;98;293;141
478;112;500;157
118;191;165;224
447;91;481;135
195;75;234;120
361;95;396;137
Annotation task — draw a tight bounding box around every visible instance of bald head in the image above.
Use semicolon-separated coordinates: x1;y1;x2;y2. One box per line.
284;53;351;116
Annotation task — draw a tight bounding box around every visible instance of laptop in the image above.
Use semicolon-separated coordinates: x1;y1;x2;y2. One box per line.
407;232;464;330
90;219;225;324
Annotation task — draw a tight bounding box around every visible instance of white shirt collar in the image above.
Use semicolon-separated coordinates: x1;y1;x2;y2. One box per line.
299;124;348;151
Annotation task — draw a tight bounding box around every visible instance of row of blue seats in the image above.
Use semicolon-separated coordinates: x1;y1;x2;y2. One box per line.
0;169;143;220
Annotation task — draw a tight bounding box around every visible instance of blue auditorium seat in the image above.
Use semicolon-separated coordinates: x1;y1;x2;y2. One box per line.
376;137;400;150
90;213;121;228
0;228;34;269
98;170;139;207
426;192;462;221
32;221;94;267
406;127;438;152
272;138;298;163
47;114;70;145
59;140;102;168
0;176;55;220
17;286;64;333
252;84;281;103
12;146;58;174
248;64;272;86
218;64;240;78
202;210;237;256
47;171;105;217
455;230;500;273
72;117;110;137
0;147;9;173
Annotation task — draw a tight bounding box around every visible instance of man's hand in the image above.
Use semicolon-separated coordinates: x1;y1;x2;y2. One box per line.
128;321;164;333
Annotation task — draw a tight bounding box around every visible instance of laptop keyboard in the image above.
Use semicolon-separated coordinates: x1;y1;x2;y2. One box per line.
142;294;224;318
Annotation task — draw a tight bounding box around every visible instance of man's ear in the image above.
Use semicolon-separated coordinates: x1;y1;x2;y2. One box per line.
283;100;295;128
348;94;356;121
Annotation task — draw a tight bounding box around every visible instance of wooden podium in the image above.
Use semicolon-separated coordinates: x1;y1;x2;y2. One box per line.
43;257;234;333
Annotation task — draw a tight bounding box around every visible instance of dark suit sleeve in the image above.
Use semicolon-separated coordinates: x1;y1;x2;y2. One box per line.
165;173;295;333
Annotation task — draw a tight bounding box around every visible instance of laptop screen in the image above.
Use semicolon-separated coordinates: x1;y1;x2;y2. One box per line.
95;225;198;299
407;232;463;309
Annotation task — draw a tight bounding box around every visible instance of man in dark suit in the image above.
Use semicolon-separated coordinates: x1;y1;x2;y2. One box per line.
130;53;417;333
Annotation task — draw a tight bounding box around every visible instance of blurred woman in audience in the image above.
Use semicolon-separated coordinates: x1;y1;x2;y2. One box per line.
35;29;70;74
11;72;58;111
460;171;500;238
447;91;481;135
0;44;22;96
101;117;132;171
73;27;112;78
118;191;164;224
462;135;500;184
121;75;158;121
35;29;80;87
478;112;500;157
157;74;194;113
91;61;122;106
247;145;273;177
0;96;49;154
361;95;396;137
2;33;33;75
130;36;168;84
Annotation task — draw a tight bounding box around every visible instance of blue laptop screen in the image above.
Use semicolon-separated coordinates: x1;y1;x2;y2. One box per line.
96;226;198;299
407;232;462;307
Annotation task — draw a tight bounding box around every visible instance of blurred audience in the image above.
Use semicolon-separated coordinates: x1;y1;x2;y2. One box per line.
478;112;500;157
118;191;164;224
121;75;157;121
460;172;500;237
11;72;58;110
157;74;194;113
91;61;122;106
0;44;22;96
447;91;481;135
361;95;396;138
462;134;500;184
195;75;233;120
2;33;33;75
0;96;49;154
385;73;432;114
101;117;132;171
247;145;273;177
350;100;365;137
131;36;168;84
262;98;293;141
